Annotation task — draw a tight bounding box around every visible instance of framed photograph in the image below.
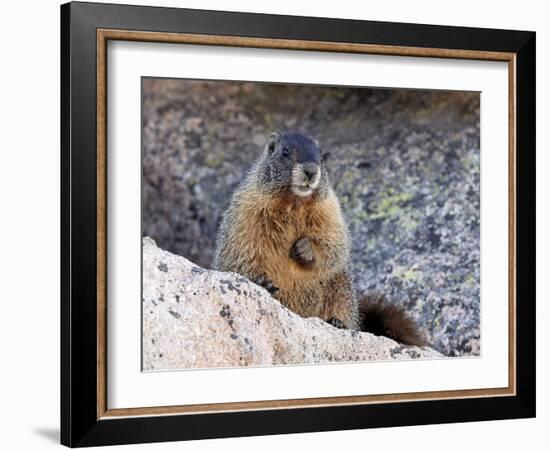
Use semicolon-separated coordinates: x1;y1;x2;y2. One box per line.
60;1;535;447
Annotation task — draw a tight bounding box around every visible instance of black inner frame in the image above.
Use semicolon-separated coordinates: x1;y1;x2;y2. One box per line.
61;2;536;447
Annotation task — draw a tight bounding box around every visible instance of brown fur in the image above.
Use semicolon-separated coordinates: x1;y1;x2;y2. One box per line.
214;185;358;328
359;294;427;346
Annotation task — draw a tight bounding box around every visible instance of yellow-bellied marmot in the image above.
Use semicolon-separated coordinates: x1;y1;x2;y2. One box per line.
213;132;426;346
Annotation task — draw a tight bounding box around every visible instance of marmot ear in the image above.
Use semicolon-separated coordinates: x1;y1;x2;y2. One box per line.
267;132;280;155
321;152;331;163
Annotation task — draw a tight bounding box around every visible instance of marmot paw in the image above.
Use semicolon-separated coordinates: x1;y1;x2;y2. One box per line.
327;317;347;329
254;276;280;298
291;236;315;266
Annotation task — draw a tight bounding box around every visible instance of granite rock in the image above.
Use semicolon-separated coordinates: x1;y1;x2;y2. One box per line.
142;237;441;370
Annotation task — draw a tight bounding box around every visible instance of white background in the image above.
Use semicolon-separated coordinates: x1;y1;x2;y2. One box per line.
109;42;509;408
0;0;546;449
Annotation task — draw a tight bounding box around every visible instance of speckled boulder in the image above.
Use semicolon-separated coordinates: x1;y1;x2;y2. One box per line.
142;237;441;370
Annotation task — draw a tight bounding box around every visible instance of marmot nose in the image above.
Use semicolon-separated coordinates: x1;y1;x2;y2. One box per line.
303;163;319;181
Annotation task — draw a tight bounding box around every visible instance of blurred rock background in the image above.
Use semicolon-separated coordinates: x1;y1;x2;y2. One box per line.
142;78;480;357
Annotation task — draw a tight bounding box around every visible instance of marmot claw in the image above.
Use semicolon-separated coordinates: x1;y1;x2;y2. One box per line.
327;317;346;329
255;276;280;297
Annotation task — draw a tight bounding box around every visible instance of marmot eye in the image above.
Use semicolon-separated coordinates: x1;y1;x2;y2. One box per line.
282;148;290;158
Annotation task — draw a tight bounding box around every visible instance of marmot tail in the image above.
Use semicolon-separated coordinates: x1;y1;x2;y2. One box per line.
359;294;427;347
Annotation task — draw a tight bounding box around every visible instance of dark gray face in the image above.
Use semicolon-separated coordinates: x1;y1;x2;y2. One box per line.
264;132;324;197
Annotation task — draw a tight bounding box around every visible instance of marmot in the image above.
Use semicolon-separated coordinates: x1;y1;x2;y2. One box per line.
213;132;426;346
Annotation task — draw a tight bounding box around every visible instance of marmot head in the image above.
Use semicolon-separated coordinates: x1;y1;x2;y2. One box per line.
259;132;329;198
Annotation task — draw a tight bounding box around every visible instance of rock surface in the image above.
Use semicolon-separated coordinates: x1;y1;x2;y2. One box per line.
142;79;480;357
142;237;441;370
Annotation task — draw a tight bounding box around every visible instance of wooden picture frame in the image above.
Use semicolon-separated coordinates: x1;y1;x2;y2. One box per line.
61;1;535;447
